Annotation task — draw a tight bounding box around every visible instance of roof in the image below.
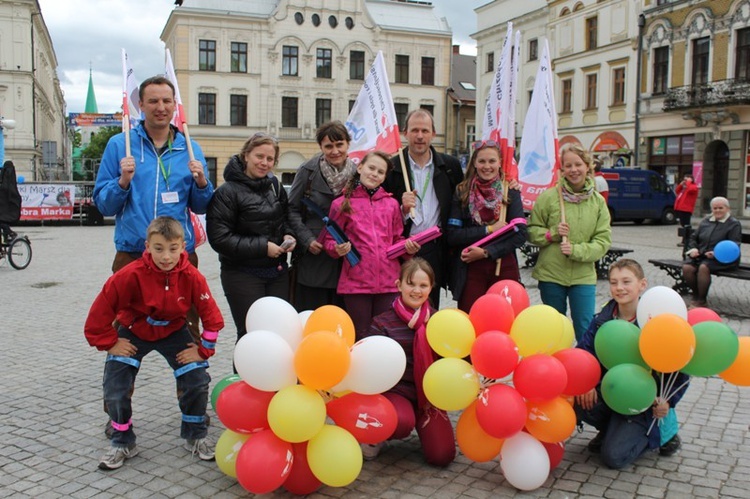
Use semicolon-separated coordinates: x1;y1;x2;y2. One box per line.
365;0;451;35
176;0;278;17
450;53;476;103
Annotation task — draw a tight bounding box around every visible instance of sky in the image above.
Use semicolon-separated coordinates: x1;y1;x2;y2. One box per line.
36;0;489;114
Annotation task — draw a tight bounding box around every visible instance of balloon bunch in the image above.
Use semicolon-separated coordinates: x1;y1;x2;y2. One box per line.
210;298;406;495
421;280;601;491
596;286;747;419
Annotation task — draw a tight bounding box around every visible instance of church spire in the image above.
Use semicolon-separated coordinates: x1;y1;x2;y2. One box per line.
85;64;98;113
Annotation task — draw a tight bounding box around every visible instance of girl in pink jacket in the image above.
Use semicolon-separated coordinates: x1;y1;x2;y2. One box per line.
323;151;420;339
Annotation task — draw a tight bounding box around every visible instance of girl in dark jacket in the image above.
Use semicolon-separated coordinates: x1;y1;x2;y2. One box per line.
206;133;296;344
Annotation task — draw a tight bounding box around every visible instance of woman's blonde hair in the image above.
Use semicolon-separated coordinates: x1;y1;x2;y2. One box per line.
559;143;595;177
456;142;504;207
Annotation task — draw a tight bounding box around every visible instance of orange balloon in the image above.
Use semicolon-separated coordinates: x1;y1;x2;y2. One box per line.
303;305;356;347
456;400;504;462
525;397;577;444
639;314;695;372
720;336;750;386
294;331;350;390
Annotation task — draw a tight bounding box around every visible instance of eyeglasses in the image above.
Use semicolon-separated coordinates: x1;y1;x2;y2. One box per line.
473;140;500;151
249;132;278;144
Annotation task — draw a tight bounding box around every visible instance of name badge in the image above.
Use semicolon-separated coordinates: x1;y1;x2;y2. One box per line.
161;191;179;204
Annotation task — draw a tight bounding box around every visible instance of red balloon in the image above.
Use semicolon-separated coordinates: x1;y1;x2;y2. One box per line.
487;279;530;317
469;293;515;336
235;429;293;494
687;307;722;326
470;331;519;379
514;354;568;402
541;440;565;469
283;442;321;495
326;393;397;444
215;381;275;434
475;384;527;438
553;348;602;396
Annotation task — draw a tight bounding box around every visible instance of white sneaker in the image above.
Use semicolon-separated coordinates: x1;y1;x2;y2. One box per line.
185;438;215;461
361;442;384;461
98;443;138;470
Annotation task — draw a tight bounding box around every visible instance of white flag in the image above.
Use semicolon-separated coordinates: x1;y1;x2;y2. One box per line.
345;51;402;163
481;23;513;144
165;48;187;131
121;49;141;129
517;39;560;210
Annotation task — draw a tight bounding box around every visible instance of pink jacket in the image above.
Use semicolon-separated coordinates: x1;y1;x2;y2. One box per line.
323;185;405;294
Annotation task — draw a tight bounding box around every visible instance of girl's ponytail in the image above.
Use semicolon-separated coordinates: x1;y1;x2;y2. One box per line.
339;171;359;214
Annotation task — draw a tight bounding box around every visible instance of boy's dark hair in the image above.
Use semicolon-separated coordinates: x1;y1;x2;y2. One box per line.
139;76;175;101
316;121;351;145
609;258;644;280
399;257;435;288
147;216;184;242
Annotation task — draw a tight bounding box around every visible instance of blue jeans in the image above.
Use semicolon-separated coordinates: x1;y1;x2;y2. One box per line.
103;326;210;447
538;281;596;343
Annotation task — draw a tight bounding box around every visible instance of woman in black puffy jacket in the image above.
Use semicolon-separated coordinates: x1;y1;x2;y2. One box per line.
206;133;296;344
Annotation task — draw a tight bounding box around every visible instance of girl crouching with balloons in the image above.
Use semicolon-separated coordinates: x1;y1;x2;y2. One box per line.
361;258;455;466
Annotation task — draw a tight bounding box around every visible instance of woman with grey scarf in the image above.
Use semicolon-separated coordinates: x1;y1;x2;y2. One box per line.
287;121;357;311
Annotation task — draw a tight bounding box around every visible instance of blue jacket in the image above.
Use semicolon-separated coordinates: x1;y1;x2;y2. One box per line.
578;299;690;449
93;124;214;253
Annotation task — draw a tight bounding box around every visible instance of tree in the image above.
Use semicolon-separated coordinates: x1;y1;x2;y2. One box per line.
81;126;121;160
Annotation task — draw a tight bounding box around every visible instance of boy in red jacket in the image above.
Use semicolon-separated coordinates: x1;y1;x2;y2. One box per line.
85;216;224;470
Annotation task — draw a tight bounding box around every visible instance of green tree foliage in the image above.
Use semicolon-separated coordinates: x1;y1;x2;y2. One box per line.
81;126;121;159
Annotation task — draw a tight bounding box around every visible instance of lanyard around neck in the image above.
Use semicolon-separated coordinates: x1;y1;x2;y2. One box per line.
415;166;432;203
157;137;173;190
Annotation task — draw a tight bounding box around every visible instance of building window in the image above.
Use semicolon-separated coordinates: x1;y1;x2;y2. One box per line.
586;17;598;51
231;42;247;73
329;16;338;28
487;52;495;73
282;46;298;76
198;93;216;125
421;57;435;86
294;12;304;25
562;78;572;113
612;67;626;105
528;39;538;61
205;157;217;186
199;40;216;71
585;73;598;109
420;104;434;117
312;14;320;26
653;46;669;94
282;97;298;128
349;100;356;113
316;98;332;127
528;90;534;106
317;48;332;78
395;55;409;84
345;17;354;30
350;50;365;80
465;124;476;146
692;37;710;85
230;95;247;126
394;103;409;129
737;28;750;80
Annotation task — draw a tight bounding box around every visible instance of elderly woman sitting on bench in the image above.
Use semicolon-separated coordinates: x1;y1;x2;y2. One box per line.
682;196;742;307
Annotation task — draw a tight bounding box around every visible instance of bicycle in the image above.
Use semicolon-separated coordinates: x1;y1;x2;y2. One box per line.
0;233;32;270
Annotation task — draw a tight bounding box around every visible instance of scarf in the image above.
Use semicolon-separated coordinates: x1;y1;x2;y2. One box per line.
560;178;595;204
468;175;504;225
319;156;356;196
392;297;434;412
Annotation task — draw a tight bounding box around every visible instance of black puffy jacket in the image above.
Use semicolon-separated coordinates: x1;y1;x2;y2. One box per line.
206;155;291;269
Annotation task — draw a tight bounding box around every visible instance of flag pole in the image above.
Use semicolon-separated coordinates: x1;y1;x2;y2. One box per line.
494;179;509;276
121;49;131;157
558;184;568;243
398;147;416;218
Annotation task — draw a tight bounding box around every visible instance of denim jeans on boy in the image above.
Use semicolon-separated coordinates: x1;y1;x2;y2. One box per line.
538;281;596;343
103;326;210;447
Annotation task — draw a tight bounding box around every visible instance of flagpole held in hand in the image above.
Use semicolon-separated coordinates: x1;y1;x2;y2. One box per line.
181;122;199;179
494;179;509;276
398;147;416;218
557;184;568;244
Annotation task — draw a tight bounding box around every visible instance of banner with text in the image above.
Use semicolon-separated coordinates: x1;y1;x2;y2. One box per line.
19;184;76;220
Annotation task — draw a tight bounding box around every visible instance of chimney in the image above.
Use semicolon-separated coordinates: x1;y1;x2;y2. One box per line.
453;44;460;55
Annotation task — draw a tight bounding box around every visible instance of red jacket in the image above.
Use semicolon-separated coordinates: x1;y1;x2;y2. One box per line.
84;251;224;357
674;180;698;212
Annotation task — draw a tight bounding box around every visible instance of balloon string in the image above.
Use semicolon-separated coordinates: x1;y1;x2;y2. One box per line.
664;379;690;403
318;390;335;403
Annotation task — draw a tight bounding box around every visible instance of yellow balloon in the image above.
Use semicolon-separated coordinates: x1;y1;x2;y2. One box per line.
426;309;476;358
423;358;480;411
268;385;326;443
215;429;251;478
307;425;363;487
550;314;575;353
510;305;564;357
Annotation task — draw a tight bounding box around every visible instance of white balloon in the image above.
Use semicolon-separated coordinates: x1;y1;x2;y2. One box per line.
500;432;551;491
636;285;688;327
234;330;297;391
245;296;303;349
298;310;314;330
337;336;406;395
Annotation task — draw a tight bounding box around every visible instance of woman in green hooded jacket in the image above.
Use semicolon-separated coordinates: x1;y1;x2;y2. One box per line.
528;144;611;341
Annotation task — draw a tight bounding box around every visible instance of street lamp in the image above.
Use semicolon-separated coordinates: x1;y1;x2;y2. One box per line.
0;117;17;165
634;13;646;165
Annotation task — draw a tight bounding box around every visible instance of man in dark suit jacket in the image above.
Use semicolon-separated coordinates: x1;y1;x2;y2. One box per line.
384;109;464;308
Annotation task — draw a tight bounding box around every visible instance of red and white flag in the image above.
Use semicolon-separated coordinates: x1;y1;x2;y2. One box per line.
517;39;560;210
345;51;402;163
165;48;187;132
121;49;141;129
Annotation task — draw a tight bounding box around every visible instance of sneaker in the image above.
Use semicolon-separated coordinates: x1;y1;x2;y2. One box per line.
660;434;681;456
185;438;215;461
98;443;138;470
587;432;604;453
361;442;384;461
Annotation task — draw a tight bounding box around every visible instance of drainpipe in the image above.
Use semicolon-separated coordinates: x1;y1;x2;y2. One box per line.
634;13;645;166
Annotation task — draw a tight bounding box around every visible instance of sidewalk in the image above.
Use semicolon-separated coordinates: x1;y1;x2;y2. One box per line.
0;223;748;498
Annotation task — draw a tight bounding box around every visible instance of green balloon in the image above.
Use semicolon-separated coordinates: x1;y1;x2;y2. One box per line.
594;320;647;369
601;363;657;415
682;322;739;377
211;373;242;411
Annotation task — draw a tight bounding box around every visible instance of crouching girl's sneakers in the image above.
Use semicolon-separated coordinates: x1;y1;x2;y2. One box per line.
660;434;681;456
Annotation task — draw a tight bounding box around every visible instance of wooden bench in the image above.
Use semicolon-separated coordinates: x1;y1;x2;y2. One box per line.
519;242;633;279
649;258;750;295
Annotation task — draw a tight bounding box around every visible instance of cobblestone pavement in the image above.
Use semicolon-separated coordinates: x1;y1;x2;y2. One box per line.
1;223;749;498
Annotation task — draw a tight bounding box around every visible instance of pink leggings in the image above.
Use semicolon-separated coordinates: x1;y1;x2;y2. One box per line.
384;392;456;467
